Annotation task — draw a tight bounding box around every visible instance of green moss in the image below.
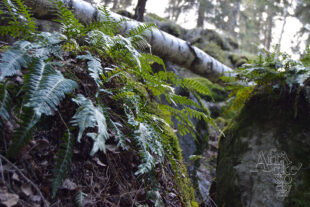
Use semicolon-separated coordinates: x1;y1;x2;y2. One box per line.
145;100;198;206
146;13;166;22
0;45;9;53
218;89;310;206
204;29;231;51
160;22;183;38
229;53;248;67
203;42;226;64
160;122;197;206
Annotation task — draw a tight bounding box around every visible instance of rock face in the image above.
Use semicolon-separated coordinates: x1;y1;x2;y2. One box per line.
216;89;310;207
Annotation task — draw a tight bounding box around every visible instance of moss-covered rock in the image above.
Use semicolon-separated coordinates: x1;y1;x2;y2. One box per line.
229;53;249;67
216;88;310;207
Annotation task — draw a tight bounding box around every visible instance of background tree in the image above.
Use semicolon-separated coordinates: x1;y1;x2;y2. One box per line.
134;0;147;22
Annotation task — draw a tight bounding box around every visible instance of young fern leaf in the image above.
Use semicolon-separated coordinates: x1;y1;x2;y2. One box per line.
25;70;78;116
7;108;40;158
71;94;109;155
77;52;103;87
52;129;74;198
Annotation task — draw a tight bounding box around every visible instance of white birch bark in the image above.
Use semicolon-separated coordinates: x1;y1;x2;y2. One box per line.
24;0;234;80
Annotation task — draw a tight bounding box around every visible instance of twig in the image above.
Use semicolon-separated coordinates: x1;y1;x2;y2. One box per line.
0;154;49;207
0;157;4;183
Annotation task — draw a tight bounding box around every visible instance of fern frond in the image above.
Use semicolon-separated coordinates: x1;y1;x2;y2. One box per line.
23;59;55;99
0;83;11;125
111;91;135;100
0;0;36;38
166;94;200;108
182;78;213;97
7;108;40;158
75;191;87;207
51;0;86;38
0;48;30;81
77;52;103;86
134;123;164;175
108;119;128;150
96;6;127;36
25;70;78;116
128;23;156;38
12;0;36;33
52;129;74;198
71;94;109;155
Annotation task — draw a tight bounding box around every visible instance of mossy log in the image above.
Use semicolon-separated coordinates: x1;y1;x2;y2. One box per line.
23;0;233;81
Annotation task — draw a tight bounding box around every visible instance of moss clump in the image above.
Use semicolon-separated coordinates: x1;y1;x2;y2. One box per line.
203;42;226;64
159;118;198;206
204;29;231;51
0;45;9;53
146;13;166;22
229;53;248;67
160;22;183;38
145;100;198;206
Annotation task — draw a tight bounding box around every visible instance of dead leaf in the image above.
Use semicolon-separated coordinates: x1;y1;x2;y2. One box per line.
0;189;19;207
62;179;77;191
92;157;106;167
21;184;33;197
106;144;120;153
11;173;19;181
30;195;41;203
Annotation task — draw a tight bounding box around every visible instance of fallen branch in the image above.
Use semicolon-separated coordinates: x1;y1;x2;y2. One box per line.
23;0;234;81
0;154;49;207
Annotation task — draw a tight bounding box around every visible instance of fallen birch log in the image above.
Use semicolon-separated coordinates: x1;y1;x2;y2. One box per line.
24;0;234;80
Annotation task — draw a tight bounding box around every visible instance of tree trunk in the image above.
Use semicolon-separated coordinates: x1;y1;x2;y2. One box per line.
227;1;240;37
133;0;147;22
23;0;233;81
264;7;273;50
112;0;118;10
197;0;205;28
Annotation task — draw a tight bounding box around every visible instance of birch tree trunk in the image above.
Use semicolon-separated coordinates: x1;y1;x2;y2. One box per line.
24;0;233;80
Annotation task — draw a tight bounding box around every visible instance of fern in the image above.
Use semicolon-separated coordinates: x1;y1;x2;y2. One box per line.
71;94;109;155
182;78;213;97
0;0;36;38
93;6;127;36
75;191;87;207
0;83;11;125
25;70;78;116
52;129;74;198
51;0;86;38
0;47;30;81
77;52;104;87
7;108;40;158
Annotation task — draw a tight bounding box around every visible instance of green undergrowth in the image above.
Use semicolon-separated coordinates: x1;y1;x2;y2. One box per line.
0;0;219;206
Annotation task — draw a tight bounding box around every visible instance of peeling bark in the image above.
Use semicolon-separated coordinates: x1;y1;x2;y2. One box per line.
23;0;234;80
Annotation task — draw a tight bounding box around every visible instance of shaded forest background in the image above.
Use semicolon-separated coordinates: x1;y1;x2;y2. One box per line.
96;0;310;55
